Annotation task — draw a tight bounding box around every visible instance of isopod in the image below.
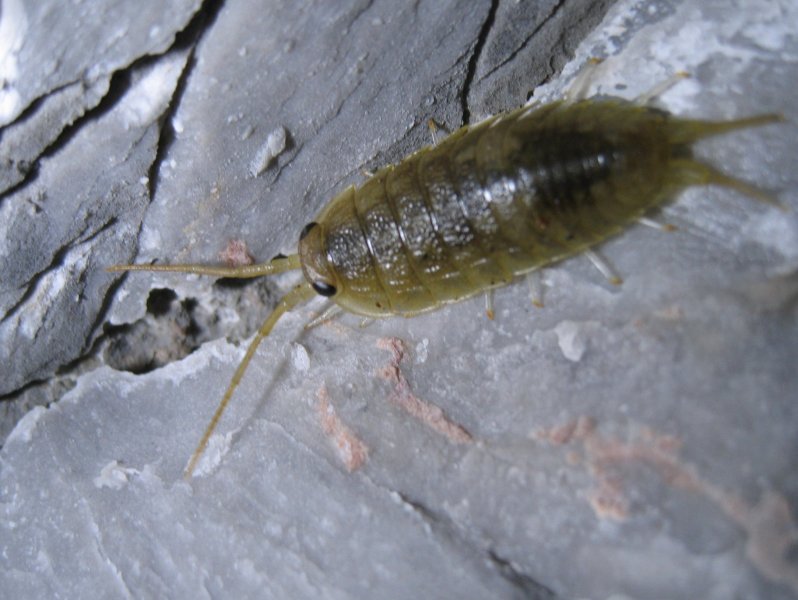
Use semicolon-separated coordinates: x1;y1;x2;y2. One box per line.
109;63;783;477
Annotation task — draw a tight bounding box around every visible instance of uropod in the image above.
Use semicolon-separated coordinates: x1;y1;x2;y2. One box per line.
109;63;784;477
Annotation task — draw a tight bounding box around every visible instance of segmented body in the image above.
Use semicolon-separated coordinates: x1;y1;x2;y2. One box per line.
111;80;780;478
298;98;771;318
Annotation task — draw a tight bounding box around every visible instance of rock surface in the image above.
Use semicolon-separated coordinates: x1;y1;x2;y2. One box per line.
2;0;797;598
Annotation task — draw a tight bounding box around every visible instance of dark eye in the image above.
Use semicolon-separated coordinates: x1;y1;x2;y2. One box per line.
311;280;337;297
299;222;318;241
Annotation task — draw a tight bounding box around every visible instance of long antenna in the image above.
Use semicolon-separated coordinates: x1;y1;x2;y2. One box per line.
107;253;315;477
107;254;302;278
184;282;316;478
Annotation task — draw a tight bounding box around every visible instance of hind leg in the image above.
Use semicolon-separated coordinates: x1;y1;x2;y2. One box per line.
563;57;604;103
634;71;690;106
584;249;623;286
484;290;495;320
526;271;545;308
639;216;678;232
427;119;444;145
565;61;689;106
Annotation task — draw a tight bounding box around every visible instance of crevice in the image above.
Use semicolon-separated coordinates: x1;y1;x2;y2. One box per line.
0;66;140;203
0;79;95;197
146;288;178;316
0;79;84;134
146;45;195;200
0;0;226;205
101;289;204;375
147;0;228;199
487;549;557;598
99;273;277;376
460;0;499;124
391;490;557;597
531;0;616;100
0;342;104;447
0;162;40;200
0;217;118;326
481;0;567;83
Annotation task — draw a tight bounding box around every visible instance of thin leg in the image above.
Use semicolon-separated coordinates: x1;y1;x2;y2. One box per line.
634;71;690;106
526;271;545;308
519;100;540;120
427;119;443;145
584;249;623;286
639;217;678;232
484;290;495;320
184;282;317;478
305;304;343;329
563;57;603;104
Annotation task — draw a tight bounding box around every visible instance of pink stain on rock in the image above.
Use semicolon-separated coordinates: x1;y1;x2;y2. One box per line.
376;337;472;444
537;416;798;593
316;386;368;472
219;239;255;267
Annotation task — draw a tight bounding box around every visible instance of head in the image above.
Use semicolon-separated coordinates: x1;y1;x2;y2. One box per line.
297;221;339;298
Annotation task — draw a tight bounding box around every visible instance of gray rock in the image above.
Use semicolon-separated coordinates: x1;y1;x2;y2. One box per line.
0;50;191;396
2;0;797;598
0;77;109;194
0;0;201;193
0;0;200;126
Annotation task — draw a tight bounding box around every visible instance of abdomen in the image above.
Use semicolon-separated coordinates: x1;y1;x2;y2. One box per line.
321;100;673;317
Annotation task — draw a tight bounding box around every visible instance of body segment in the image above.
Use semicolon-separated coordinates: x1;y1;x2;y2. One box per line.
300;99;779;317
110;74;782;476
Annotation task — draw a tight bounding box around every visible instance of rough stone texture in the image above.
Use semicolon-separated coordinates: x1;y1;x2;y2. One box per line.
2;0;798;598
0;0;201;193
0;51;192;397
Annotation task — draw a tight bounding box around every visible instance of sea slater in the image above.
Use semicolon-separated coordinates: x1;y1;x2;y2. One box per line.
109;63;782;477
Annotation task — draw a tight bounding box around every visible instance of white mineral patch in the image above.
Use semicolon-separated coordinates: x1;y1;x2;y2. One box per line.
190;430;234;477
0;0;27;124
0;82;21;124
249;126;288;176
18;269;68;340
554;321;592;362
240;124;254;140
291;342;310;371
120;52;188;129
17;239;92;339
415;338;429;364
93;460;139;490
5;405;46;445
